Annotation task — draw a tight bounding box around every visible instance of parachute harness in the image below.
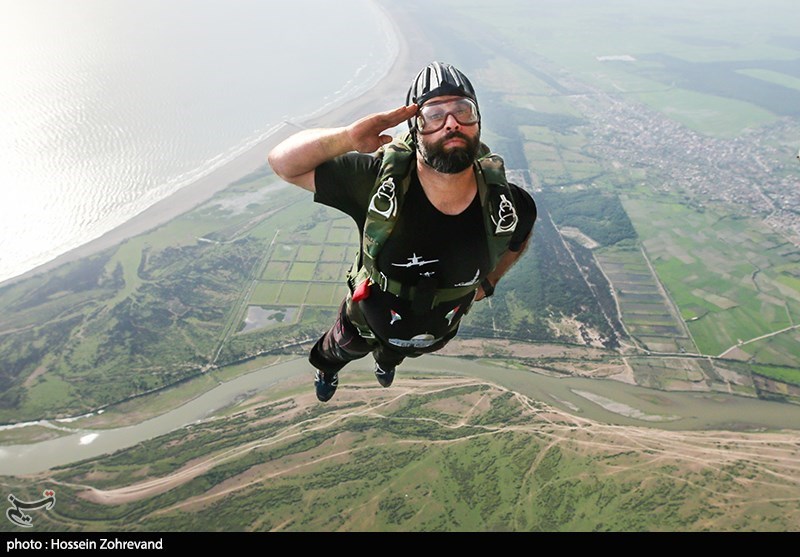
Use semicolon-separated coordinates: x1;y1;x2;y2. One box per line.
346;133;518;312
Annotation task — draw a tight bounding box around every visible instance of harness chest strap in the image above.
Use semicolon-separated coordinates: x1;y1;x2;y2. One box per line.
362;267;478;305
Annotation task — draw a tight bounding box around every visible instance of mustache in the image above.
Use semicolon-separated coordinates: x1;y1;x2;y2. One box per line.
443;130;471;141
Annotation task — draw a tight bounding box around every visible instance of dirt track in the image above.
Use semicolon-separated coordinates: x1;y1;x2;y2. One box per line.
62;375;800;515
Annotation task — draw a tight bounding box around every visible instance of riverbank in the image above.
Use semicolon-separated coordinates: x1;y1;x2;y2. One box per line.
0;2;432;289
4;354;800;476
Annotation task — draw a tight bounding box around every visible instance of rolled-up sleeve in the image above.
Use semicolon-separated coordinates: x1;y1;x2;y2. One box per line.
314;153;382;227
508;185;537;252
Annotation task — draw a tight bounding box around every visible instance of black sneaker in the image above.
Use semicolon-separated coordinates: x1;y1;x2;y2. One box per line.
374;363;395;388
314;369;339;402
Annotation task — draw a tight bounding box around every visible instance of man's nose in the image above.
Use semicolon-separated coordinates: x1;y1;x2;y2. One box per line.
444;113;461;130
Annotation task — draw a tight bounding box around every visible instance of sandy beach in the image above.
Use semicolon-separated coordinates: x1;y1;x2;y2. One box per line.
2;2;434;289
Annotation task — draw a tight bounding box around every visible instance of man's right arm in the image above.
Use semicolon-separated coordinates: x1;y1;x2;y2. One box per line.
267;128;352;192
267;105;418;193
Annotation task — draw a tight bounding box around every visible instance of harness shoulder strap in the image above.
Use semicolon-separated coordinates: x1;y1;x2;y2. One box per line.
347;133;415;288
475;153;519;271
362;133;416;263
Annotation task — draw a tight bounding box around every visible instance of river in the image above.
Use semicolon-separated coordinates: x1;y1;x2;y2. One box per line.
2;355;800;476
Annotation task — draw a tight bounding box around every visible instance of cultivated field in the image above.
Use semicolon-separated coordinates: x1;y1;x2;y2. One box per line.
595;244;695;354
622;194;800;370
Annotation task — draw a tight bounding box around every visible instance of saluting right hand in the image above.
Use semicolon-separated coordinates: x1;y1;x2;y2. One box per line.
346;104;418;153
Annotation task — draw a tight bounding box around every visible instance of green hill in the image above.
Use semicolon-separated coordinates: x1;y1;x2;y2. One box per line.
3;371;798;532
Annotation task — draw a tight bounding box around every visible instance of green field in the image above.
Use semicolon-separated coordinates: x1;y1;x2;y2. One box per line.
621;195;800;365
518;123;603;186
297;245;323;262
636;88;777;138
738;69;800;92
595;244;694;354
287;262;316;282
250;282;280;305
243;213;355;324
752;364;800;387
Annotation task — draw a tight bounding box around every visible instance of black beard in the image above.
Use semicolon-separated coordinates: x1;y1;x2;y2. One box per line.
419;130;481;174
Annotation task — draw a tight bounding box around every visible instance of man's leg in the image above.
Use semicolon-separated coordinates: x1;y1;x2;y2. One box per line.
373;327;461;387
372;343;406;388
309;298;374;401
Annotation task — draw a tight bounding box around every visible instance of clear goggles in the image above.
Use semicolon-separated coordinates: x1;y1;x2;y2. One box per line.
416;97;479;134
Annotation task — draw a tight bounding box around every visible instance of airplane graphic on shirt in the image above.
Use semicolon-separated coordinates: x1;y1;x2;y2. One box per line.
392;253;439;268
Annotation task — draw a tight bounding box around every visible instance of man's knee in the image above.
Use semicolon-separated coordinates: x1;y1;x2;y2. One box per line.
372;343;406;370
309;311;375;373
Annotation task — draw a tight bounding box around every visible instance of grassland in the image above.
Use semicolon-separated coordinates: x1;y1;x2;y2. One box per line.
752;364;800;387
4;373;799;532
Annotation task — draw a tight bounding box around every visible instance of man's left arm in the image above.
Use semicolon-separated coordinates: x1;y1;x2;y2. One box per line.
475;184;536;301
474;235;530;301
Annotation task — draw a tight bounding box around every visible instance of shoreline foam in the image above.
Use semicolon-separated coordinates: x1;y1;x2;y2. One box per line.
0;1;432;289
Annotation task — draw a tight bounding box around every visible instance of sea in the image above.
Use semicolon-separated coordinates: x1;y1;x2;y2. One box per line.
0;0;397;285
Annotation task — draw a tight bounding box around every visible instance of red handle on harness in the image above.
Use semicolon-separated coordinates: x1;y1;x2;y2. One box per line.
352;279;372;302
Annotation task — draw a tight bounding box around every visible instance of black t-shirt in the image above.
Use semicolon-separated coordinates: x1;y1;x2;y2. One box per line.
315;152;536;351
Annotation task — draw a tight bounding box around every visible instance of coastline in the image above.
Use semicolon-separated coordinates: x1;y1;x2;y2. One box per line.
0;1;432;289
